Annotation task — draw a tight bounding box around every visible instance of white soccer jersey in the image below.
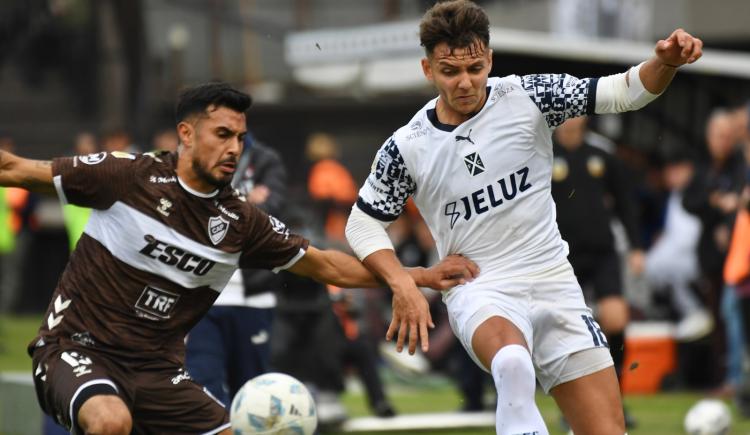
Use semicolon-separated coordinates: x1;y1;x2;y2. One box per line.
356;74;598;278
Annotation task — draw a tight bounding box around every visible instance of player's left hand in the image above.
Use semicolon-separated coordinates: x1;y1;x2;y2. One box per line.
655;28;703;67
423;254;480;290
387;278;433;354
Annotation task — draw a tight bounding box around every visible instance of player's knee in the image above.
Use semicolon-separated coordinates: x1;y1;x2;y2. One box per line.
86;417;132;435
491;344;535;393
79;396;132;435
84;411;132;435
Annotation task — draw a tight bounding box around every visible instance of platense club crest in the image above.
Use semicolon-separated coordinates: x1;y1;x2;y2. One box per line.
208;216;229;245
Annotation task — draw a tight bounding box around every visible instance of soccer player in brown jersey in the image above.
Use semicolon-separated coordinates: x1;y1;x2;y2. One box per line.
0;82;479;435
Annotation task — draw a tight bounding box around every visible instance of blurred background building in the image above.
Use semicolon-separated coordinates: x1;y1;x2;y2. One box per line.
1;0;749;173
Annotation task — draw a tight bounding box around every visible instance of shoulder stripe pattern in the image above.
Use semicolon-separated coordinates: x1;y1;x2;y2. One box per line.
357;138;416;222
520;74;598;128
85;202;239;291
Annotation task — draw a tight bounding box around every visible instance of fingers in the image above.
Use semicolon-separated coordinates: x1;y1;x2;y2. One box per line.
419;319;430;353
674;29;702;62
677;32;693;60
386;317;398;341
443;255;480;279
657;29;703;67
465;259;480;278
669;28;684;44
689;38;703;63
408;320;418;354
396;318;408;353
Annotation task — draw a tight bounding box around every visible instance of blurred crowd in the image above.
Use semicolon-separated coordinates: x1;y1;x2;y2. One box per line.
2;99;750;429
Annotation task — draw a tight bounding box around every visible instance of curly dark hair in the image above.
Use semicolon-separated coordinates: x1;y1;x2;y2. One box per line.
419;0;490;57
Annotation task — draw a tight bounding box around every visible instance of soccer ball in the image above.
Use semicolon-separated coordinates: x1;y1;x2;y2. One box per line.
230;372;317;435
683;399;731;435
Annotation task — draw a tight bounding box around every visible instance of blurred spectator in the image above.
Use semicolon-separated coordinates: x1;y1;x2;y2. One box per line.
729;103;750;410
151;127;179;152
102;127;138;153
644;152;710;341
725;175;750;404
0;135;38;313
551;116;642;428
270;210;349;426
306;132;358;247
329;284;396;417
0;137;16;314
186;135;287;405
683;109;746;387
73;131;98;155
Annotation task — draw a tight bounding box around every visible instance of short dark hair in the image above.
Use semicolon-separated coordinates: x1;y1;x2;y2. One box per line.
419;0;490;56
174;82;252;124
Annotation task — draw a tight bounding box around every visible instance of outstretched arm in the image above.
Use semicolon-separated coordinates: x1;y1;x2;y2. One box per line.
638;28;703;94
286;245;478;354
287;246;476;291
593;28;702;115
0;150;55;194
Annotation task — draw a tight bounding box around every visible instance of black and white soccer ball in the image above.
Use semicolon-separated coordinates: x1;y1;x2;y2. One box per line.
683;399;731;435
230;372;317;435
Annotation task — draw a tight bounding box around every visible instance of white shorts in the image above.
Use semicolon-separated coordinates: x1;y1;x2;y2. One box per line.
443;260;613;393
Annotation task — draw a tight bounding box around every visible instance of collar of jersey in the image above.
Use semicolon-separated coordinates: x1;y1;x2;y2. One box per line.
426;85;492;132
177;176;219;198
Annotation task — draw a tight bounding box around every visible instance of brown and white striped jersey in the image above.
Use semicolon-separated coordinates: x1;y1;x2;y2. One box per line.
29;151;308;366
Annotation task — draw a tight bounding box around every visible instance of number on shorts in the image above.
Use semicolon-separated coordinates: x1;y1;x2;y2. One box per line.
581;315;608;347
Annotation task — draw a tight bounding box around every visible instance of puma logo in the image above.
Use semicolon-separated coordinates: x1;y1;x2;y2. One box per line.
455;129;475;144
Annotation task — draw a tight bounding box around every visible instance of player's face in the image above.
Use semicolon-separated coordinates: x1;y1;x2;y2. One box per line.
179;105;246;191
422;41;492;124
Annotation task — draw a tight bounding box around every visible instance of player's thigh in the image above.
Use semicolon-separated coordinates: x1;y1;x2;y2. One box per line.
31;343;129;433
550;364;625;435
529;262;612;392
132;366;230;434
443;282;533;372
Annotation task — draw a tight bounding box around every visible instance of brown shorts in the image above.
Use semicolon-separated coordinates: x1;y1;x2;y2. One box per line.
31;341;229;434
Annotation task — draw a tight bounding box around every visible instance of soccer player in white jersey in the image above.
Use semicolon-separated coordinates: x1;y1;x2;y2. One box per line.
345;1;702;434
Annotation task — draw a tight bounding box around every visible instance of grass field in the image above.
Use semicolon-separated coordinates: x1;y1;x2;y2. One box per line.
339;388;750;434
3;315;750;434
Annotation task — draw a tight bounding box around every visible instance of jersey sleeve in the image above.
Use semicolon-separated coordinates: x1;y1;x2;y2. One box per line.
239;207;310;272
52;151;139;209
355;137;416;222
520;74;598;129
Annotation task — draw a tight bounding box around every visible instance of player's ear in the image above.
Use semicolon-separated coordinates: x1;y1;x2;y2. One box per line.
177;121;194;148
421;57;434;82
486;48;493;70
